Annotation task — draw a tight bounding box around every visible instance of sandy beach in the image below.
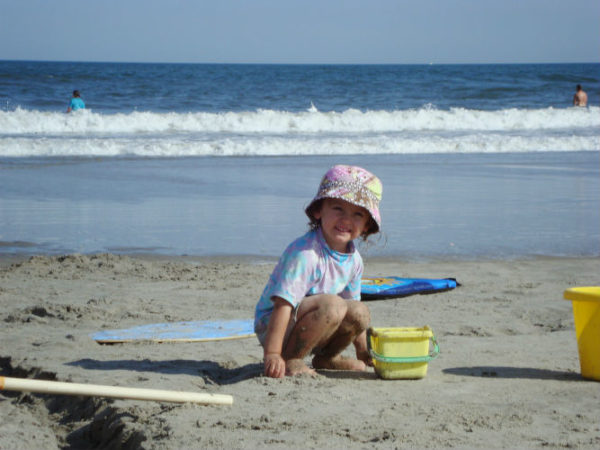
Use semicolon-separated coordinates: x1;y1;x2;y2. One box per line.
0;253;598;449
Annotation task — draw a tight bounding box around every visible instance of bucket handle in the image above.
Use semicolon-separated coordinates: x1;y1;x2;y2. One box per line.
366;328;440;364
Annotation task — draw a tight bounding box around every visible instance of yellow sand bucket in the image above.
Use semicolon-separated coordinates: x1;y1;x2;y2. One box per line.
367;326;439;379
564;287;600;381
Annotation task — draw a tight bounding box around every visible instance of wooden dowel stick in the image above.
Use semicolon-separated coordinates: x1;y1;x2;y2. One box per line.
0;376;233;405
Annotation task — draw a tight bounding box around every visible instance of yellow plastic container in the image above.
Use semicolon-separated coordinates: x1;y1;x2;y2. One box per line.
367;326;439;379
564;287;600;381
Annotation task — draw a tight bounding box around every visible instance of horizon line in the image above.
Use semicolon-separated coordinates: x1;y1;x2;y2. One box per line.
1;58;598;66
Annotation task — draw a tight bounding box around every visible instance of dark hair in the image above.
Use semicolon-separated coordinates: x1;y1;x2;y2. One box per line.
305;198;379;241
73;90;80;97
305;199;324;232
576;84;582;91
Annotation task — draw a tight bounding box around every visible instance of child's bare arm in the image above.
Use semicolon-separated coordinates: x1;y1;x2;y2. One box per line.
353;329;373;366
263;297;293;378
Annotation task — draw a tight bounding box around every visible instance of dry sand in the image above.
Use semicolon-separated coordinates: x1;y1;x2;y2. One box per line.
1;253;599;449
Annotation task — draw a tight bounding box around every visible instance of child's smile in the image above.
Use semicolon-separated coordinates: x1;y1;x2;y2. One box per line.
313;198;370;253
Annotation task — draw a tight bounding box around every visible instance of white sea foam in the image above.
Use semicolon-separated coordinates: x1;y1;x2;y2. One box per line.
1;106;598;157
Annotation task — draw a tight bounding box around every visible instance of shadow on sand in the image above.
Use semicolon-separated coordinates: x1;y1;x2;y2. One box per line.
443;366;585;381
67;358;263;385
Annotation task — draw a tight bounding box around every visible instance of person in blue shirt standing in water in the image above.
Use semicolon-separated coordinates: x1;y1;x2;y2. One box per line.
66;90;85;112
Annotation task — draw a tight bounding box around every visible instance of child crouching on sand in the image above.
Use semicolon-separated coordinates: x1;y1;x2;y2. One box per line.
254;165;382;378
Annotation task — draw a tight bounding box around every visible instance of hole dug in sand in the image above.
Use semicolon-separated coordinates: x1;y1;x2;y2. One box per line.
0;357;166;449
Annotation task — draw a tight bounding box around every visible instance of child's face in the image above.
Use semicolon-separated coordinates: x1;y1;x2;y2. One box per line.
313;198;370;253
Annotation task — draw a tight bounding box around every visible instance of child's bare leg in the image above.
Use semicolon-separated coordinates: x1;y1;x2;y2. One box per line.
312;300;370;371
282;294;348;376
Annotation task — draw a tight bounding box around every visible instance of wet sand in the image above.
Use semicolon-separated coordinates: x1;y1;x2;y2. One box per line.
1;254;599;449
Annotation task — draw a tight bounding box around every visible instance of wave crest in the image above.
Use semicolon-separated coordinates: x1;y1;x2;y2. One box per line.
2;105;599;135
1;106;598;157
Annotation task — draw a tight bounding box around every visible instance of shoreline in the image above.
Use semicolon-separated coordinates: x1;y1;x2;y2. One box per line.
1;253;599;448
2;250;598;264
3;152;599;260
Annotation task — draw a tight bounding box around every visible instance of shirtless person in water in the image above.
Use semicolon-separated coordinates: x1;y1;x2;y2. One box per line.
573;85;588;107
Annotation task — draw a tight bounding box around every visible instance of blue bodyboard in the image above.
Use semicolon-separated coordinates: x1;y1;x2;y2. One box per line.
92;319;255;344
361;276;458;300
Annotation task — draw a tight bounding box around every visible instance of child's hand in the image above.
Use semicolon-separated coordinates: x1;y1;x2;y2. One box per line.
355;348;374;367
264;353;286;378
354;330;374;367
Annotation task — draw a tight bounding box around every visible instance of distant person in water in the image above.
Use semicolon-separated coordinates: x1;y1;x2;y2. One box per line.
67;90;85;113
573;85;587;107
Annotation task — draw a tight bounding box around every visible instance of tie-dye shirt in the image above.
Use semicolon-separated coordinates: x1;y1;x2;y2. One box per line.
254;227;363;334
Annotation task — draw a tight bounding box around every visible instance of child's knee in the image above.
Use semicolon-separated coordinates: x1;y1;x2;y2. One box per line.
316;294;348;325
345;301;371;329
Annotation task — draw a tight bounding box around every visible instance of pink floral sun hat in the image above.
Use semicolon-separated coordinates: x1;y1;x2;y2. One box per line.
305;165;382;232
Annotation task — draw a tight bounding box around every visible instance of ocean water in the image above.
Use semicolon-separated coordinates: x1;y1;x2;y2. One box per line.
1;61;599;259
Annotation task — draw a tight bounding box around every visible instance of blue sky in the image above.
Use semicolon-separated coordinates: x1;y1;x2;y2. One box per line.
1;0;598;64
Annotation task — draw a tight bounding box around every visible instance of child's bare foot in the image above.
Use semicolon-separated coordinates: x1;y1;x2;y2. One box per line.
286;358;317;376
312;355;367;371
